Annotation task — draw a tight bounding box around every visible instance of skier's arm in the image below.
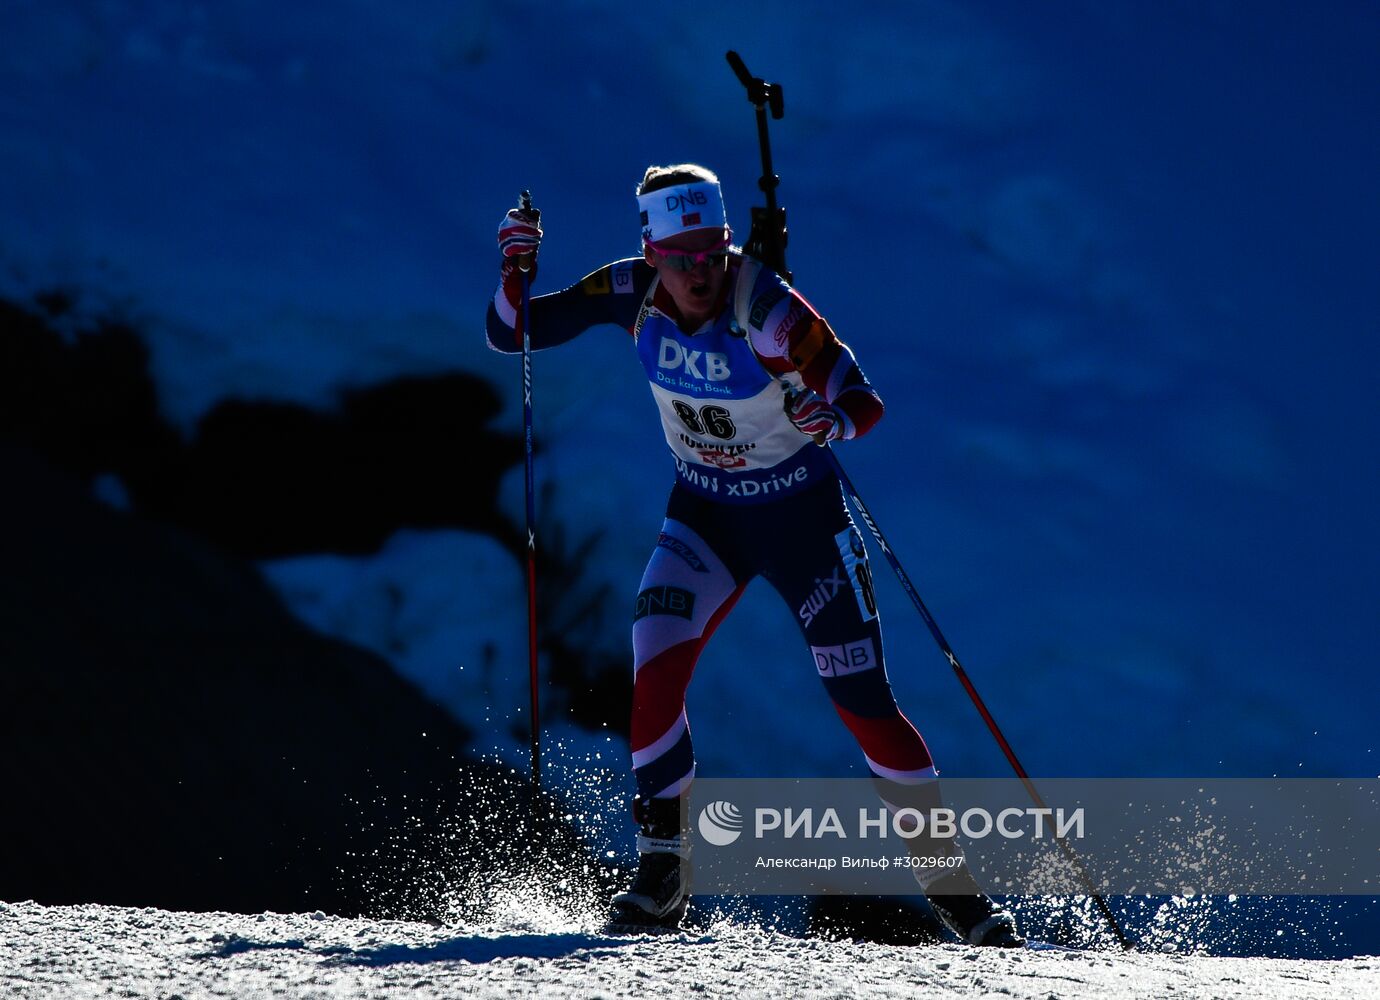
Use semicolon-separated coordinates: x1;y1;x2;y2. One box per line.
744;272;884;441
485;258;654;353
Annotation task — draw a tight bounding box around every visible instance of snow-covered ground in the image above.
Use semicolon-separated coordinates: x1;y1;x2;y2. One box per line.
2;899;1375;999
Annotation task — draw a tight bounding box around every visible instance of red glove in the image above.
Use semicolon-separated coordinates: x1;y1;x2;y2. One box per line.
497;208;542;264
783;384;843;444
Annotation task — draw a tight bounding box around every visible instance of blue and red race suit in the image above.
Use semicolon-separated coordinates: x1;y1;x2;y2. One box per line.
486;253;937;807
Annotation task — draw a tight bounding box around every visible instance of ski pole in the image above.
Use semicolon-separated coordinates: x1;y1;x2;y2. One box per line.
518;189;541;795
724;48;1131;949
823;445;1133;950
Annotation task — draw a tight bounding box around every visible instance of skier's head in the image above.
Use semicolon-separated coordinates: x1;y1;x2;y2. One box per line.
637;163;731;328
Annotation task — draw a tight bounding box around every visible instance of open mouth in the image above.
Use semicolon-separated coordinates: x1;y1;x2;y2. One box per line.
691;282;709;297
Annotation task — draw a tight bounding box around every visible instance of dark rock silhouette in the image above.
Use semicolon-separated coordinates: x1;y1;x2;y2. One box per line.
0;445;603;918
0;296;622;915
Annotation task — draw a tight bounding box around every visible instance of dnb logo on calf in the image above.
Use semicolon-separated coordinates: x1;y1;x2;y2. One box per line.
634;585;696;622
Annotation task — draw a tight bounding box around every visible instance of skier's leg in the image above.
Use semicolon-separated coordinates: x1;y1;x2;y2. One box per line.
611;505;746;930
763;486;1022;946
762;494;936;786
629;515;746;802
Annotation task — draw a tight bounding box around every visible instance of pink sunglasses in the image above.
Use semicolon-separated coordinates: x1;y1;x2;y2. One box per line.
645;235;733;272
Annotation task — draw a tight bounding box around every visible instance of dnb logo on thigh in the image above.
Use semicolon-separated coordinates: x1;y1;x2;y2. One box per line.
634;585;696;622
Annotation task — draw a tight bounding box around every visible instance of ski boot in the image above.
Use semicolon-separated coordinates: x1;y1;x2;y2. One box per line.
606;795;691;933
877;777;1023;948
923;866;1025;947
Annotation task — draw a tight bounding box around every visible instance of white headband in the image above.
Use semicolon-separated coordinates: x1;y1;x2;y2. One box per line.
637;180;727;243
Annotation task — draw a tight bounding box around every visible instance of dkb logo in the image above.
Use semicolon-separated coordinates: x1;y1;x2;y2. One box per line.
658;337;731;381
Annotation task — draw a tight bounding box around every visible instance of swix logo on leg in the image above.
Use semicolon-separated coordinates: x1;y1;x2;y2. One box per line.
797;568;848;628
812;637;879;677
658;337;731;381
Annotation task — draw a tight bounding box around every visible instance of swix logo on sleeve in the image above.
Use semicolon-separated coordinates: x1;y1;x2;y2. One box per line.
773;307;806;352
658;337;731;381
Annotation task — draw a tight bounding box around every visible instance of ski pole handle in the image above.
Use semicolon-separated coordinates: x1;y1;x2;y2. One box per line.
517;189;541;273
